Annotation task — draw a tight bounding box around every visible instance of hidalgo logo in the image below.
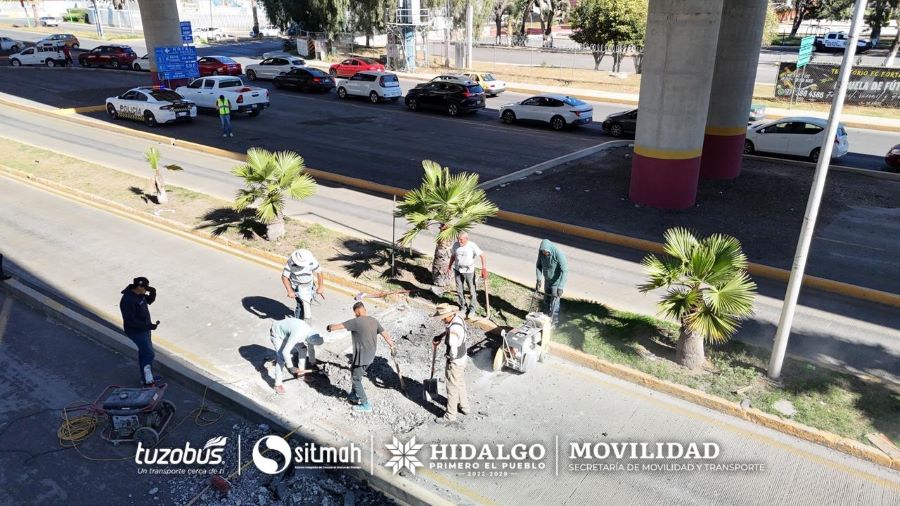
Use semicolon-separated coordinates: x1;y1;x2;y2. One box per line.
385;437;424;475
252;435;292;475
135;436;227;465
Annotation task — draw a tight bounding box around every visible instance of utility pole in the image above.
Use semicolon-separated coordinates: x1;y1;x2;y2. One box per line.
91;0;105;39
21;0;31;27
444;0;450;67
767;0;868;380
465;1;473;69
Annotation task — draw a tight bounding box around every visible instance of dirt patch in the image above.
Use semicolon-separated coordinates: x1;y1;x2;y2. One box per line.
488;147;900;291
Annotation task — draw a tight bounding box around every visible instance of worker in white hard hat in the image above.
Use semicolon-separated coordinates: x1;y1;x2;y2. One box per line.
281;248;324;321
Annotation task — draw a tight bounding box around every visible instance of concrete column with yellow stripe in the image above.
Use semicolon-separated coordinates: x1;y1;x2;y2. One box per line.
700;0;769;180
137;0;183;82
629;0;723;210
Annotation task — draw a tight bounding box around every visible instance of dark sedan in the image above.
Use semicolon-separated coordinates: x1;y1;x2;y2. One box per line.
273;67;335;92
405;81;485;116
887;144;900;171
601;109;638;137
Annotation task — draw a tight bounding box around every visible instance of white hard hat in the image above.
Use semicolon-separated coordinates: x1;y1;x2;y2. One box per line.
290;249;314;265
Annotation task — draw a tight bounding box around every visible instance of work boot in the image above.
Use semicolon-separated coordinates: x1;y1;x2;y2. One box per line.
353;402;373;413
458;406;470;416
434;416;457;425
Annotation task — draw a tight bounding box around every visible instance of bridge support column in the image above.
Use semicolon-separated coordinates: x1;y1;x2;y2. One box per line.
629;0;723;209
700;0;768;180
137;0;182;77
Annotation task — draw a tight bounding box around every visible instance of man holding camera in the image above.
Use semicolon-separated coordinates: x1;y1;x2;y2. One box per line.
119;276;161;385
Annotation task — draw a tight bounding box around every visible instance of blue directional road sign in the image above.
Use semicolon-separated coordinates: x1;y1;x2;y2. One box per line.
155;46;199;81
180;21;193;44
797;35;814;68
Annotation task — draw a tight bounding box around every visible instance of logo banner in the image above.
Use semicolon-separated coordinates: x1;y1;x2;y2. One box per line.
775;62;900;108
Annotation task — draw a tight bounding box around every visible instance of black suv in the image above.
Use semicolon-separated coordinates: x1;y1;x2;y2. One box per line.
405;81;485;116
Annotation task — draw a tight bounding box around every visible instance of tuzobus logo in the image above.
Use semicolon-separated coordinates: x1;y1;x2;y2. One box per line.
252;435;293;475
135;437;227;465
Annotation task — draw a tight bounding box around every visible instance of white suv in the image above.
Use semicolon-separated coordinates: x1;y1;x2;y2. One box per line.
336;71;402;103
9;46;65;67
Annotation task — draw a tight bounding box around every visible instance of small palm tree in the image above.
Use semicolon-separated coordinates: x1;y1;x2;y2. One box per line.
397;160;498;287
232;148;317;241
639;228;757;370
144;147;182;204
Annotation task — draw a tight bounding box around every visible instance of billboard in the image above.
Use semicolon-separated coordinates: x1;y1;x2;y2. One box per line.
774;62;900;108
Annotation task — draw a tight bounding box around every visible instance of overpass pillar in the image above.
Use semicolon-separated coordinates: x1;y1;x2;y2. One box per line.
700;0;768;180
137;0;182;76
629;0;723;209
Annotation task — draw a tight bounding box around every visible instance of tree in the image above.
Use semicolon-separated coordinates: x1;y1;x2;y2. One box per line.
260;0;350;37
763;2;780;47
569;0;647;72
492;0;511;44
638;228;757;370
397;160;498;287
867;0;899;42
144;147;182;205
536;0;569;46
885;9;900;66
232;149;317;241
350;0;397;47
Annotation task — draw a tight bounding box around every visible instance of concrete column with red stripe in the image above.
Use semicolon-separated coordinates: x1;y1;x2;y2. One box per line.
629;0;724;210
700;0;769;180
137;0;184;84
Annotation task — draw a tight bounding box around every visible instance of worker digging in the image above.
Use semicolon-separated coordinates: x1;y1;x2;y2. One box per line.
431;303;471;425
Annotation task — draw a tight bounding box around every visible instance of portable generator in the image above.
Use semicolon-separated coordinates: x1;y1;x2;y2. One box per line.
91;384;176;446
493;312;553;373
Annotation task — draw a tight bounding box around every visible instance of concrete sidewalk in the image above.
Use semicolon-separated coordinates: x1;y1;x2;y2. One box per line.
2;175;900;505
0;100;897;382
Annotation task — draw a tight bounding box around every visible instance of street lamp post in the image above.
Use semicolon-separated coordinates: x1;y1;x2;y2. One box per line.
767;0;869;380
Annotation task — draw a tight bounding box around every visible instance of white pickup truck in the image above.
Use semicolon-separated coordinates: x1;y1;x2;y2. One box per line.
814;32;872;53
175;76;270;116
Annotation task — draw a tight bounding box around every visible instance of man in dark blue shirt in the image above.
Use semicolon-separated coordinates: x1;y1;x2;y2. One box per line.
119;276;160;385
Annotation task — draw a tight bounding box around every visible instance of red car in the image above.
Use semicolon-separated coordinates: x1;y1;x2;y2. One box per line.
78;45;137;69
328;57;384;78
198;56;242;76
886;144;900;171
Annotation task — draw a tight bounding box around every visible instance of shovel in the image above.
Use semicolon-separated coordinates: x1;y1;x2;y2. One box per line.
390;348;407;397
424;343;439;402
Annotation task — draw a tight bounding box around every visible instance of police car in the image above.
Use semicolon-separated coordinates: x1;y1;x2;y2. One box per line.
105;87;197;127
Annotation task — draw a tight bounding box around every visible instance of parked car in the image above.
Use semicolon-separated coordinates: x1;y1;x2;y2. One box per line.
0;36;25;52
106;87;197;127
464;72;507;97
8;45;65;67
40;16;60;27
405;81;485;116
886;144;900;171
814;31;872;53
336;71;402;103
78;45;137;69
273;67;335;92
36;33;79;48
132;54;150;71
245;56;306;81
744;117;849;162
175;76;269;116
601;109;638;137
251;25;282;37
194;27;226;42
749;103;766;122
499;94;593;131
328;57;384;78
198;56;242;76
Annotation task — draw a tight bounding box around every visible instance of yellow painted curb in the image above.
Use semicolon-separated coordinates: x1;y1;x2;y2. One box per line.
548;342;900;472
633;145;703;160
2;96;899;308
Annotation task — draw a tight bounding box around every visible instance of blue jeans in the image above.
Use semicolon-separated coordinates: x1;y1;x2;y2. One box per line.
543;286;561;322
126;330;155;384
219;114;232;135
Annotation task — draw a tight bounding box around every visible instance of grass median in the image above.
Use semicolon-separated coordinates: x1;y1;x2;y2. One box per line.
1;135;896;448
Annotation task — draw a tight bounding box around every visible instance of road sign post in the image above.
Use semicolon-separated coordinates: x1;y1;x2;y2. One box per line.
155;46;200;84
180;21;194;45
790;35;816;109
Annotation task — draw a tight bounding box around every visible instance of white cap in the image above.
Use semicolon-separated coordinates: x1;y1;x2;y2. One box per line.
291;249;314;265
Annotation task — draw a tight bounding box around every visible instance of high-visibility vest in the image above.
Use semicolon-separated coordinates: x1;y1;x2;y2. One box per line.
216;98;230;116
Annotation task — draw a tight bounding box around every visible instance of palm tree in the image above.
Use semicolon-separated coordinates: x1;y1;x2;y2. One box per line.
397;160;498;287
144;147;182;205
232;148;317;241
638;228;757;370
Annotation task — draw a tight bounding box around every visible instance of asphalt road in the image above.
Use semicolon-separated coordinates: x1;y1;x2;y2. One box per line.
2;178;898;505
